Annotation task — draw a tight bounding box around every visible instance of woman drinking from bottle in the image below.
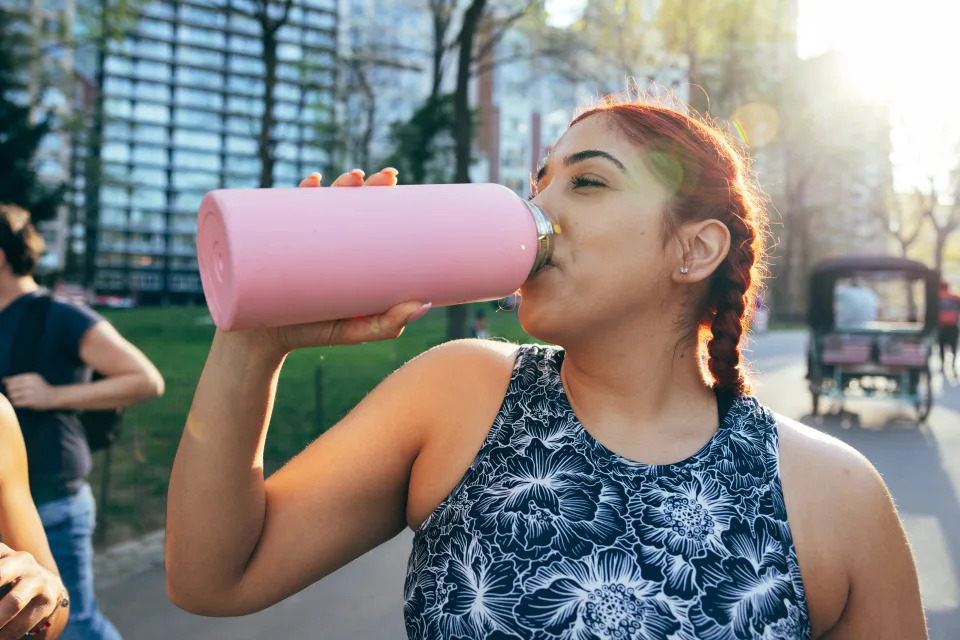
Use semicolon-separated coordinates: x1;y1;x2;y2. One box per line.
166;100;926;639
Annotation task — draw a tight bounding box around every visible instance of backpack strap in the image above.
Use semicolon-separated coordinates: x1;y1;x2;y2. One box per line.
8;293;52;376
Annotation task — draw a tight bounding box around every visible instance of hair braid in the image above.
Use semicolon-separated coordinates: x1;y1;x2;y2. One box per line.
706;207;757;396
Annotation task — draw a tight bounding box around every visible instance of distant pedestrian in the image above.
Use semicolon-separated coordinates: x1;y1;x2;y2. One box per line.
939;279;960;378
471;309;488;339
0;204;165;639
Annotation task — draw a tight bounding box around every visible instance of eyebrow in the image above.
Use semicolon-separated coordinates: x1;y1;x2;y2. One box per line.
535;149;627;184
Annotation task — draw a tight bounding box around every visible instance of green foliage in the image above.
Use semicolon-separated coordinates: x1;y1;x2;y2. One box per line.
0;8;63;222
383;93;458;185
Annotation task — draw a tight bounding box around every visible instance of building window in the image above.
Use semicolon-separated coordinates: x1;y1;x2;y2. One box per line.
226;136;257;155
134;81;169;103
105;56;134;75
132;124;168;145
175;128;221;151
134;102;170;125
177;46;224;68
135;187;167;209
175;65;222;88
229;55;264;75
137;39;172;59
102;142;130;163
175;108;221;129
172;149;221;171
138;60;172;82
104;98;132;118
130;167;167;186
179;25;225;48
175;86;224;110
169;273;201;292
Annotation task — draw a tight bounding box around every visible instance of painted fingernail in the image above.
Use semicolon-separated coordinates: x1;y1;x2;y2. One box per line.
381;167;398;176
350;169;365;179
406;303;432;323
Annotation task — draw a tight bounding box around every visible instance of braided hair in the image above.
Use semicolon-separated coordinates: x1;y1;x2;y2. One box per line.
569;101;767;396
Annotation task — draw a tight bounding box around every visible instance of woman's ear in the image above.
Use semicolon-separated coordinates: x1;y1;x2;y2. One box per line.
671;219;731;284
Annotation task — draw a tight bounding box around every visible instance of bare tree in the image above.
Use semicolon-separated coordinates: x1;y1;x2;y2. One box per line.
875;185;927;259
927;176;960;275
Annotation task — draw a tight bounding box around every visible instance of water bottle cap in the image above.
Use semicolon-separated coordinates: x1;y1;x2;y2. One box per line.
524;202;555;277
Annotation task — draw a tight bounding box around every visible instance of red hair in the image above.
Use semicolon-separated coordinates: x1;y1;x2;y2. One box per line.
569;101;768;396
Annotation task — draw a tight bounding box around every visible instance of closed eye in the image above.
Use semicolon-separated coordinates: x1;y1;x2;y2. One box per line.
571;175;606;189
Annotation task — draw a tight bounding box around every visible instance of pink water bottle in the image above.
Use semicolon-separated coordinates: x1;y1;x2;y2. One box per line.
196;183;555;331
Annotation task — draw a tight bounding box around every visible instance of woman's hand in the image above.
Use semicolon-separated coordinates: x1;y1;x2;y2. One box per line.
221;167;431;358
0;543;66;639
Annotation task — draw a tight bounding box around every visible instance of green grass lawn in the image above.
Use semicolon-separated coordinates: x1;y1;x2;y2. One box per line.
88;302;534;547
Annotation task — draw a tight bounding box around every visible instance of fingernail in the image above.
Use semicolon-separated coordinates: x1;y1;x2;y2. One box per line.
381;167;398;176
310;172;322;184
350;169;365;179
406;303;432;323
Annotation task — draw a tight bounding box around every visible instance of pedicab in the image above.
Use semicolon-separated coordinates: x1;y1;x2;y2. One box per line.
806;256;941;422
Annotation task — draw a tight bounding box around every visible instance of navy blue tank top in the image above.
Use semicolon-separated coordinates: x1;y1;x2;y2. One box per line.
404;345;810;639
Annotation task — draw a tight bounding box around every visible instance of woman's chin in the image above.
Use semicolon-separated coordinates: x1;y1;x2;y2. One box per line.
517;299;560;344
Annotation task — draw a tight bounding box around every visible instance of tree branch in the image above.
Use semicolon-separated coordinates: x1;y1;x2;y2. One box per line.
473;46;574;77
474;5;535;62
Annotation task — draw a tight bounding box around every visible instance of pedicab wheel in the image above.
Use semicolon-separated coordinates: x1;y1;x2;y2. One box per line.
915;368;933;423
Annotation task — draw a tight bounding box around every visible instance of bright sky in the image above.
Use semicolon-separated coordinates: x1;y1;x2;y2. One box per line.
800;0;960;191
546;0;960;192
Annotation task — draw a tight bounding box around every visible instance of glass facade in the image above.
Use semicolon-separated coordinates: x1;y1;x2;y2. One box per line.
86;0;337;301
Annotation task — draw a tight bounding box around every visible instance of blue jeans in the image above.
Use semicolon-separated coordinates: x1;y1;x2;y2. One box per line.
37;483;122;640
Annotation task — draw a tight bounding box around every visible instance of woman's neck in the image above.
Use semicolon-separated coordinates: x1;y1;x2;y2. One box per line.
559;318;720;461
0;274;39;312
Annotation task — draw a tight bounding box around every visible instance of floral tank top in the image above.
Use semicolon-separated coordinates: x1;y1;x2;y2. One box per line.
404;344;810;639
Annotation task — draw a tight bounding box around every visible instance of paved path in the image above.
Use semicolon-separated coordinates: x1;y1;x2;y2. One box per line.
96;331;960;638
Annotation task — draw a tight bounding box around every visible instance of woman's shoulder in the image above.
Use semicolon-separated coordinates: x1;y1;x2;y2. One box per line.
774;414;884;499
773;414;905;632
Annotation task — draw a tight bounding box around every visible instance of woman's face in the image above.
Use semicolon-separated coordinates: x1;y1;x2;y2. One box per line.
519;114;680;343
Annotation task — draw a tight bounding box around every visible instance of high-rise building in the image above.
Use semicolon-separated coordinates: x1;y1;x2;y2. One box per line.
71;0;338;303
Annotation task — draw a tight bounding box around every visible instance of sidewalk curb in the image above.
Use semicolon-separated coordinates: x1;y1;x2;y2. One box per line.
94;529;165;591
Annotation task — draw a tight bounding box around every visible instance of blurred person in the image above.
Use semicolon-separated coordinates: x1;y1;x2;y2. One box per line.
0;204;165;640
752;292;770;333
0;394;69;638
939;279;960;378
835;278;879;328
470;309;488;339
166;102;926;639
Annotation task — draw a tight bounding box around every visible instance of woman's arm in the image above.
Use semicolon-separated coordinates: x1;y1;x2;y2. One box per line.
2;321;164;411
0;397;68;638
164;322;475;616
778;417;927;639
825;455;927;638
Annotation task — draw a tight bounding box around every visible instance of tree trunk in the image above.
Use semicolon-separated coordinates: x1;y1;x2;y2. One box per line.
259;27;278;188
452;0;485;184
447;0;486;340
935;232;947;276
